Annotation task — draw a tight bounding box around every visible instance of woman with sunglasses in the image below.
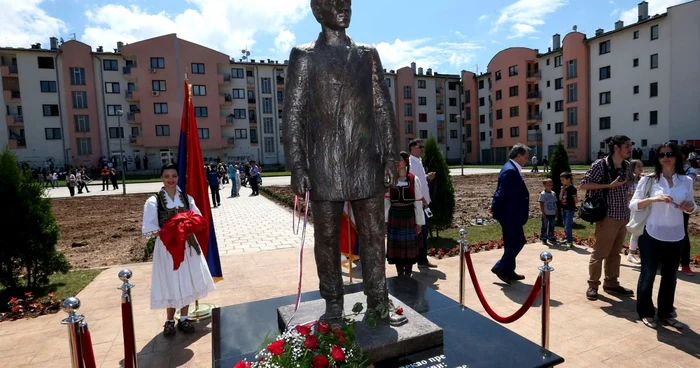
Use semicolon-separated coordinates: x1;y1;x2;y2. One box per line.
630;142;696;329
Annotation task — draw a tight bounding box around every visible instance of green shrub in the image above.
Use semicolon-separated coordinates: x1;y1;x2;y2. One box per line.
422;137;456;237
548;141;572;224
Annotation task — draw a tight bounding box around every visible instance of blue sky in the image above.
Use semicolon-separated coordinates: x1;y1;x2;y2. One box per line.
1;0;689;74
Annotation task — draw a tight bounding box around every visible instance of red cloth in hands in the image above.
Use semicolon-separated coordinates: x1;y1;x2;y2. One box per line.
159;211;207;270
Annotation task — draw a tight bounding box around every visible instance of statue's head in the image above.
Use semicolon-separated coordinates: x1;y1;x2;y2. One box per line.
311;0;351;30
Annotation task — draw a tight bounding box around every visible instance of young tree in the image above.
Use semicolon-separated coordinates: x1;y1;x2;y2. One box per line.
0;148;69;289
548;140;572;225
421;137;455;237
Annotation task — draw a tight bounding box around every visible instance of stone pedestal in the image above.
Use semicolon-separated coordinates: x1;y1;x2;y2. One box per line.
277;291;443;363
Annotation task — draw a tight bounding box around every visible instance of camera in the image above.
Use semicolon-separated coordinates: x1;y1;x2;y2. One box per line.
424;208;434;218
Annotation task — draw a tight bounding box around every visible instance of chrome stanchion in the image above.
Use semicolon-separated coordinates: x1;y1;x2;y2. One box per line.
119;269;139;368
538;251;553;350
458;228;468;306
61;297;85;368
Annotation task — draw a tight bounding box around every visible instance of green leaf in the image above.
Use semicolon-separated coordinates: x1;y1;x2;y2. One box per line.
351;302;363;314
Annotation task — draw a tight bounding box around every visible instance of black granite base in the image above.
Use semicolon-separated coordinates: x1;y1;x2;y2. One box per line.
212;277;564;367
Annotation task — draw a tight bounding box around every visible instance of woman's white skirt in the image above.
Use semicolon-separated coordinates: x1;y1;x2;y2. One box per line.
150;237;216;310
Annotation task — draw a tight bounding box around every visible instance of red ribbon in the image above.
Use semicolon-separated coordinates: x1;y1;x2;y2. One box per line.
294;191;310;313
159;211;207;270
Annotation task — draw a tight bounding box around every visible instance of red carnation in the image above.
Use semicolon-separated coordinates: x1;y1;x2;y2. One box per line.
312;355;330;368
233;361;252;368
266;340;285;356
317;322;331;334
331;346;345;362
296;324;312;336
395;307;404;315
304;335;320;350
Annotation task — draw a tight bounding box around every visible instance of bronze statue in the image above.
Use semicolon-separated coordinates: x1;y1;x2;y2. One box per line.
282;0;404;326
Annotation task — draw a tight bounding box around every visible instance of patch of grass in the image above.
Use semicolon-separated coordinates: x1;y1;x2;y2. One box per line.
261;171;291;177
0;269;103;312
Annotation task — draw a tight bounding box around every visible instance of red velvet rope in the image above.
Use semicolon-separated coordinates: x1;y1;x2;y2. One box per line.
79;328;97;368
463;251;542;324
121;302;135;368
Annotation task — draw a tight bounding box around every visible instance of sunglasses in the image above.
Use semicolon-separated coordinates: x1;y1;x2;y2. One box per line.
418;146;424;149
658;152;676;158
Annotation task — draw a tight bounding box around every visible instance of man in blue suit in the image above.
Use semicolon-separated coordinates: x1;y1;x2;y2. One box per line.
489;144;531;284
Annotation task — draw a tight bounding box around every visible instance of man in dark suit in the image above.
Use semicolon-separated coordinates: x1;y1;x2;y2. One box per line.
489;144;531;284
282;0;404;326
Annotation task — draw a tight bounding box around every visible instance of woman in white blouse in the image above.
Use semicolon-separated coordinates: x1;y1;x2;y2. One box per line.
629;142;696;329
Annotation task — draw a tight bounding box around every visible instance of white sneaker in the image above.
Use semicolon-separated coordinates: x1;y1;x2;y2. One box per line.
627;253;641;264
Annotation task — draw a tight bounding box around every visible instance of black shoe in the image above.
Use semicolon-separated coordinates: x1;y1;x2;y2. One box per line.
603;285;634;297
177;319;195;334
163;320;176;337
586;287;598;301
491;268;511;284
418;261;438;268
509;274;525;281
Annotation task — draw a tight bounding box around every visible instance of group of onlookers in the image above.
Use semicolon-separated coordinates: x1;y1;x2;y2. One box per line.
205;161;262;208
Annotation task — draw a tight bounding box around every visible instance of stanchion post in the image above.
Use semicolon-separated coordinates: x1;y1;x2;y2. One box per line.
61;297;85;368
458;229;468;306
118;269;139;368
538;251;553;350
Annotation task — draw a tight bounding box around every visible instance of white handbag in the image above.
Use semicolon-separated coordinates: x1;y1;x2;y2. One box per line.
626;175;655;236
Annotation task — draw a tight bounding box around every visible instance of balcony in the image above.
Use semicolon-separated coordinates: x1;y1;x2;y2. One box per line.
220;94;233;106
125;90;139;101
127;112;142;123
527;112;543;123
221;115;234;125
5;114;23;126
526;90;542;102
526;70;541;81
247;77;255;88
124;65;138;79
222;136;236;148
276;76;285;85
248;97;256;104
8;138;26;149
437;136;446;144
1;65;18;77
218;73;232;84
527;131;543;143
129;135;143;146
437;121;445;130
3;90;21;103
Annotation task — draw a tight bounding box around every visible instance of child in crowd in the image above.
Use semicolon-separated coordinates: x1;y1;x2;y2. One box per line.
539;179;558;245
627;159;644;264
559;172;578;248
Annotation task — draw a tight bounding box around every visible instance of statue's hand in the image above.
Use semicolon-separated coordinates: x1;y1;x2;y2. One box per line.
384;161;397;188
291;168;310;196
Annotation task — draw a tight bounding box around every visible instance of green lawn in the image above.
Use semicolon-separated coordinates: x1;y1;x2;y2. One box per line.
0;269;103;312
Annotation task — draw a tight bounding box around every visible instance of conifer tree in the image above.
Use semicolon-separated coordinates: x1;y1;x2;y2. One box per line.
548;141;572;225
421;137;455;237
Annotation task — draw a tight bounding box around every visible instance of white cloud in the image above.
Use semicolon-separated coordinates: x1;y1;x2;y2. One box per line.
619;0;688;25
478;14;489;22
81;0;309;59
610;9;620;17
374;38;483;72
492;0;567;39
0;0;67;47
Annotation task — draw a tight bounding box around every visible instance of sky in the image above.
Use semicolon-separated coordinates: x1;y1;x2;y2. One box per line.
0;0;691;75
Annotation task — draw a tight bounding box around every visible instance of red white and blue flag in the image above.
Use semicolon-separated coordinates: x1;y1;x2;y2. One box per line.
339;202;359;256
176;80;223;281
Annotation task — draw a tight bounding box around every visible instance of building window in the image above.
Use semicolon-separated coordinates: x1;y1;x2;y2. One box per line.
154;103;168;114
155;125;170;136
555;122;564;134
650;110;658;125
650;54;658;69
566;107;577;126
150;57;165;69
108;127;124;139
599;40;611;55
495;70;502;80
405;121;413;134
38;56;54;69
403;86;411;99
510;127;519;137
555;100;563;112
508;65;518;76
103;59;118;71
250;129;258;144
651;25;659;40
419;113;427;122
261;78;272;94
418;80;426;89
232;68;244;78
633;30;639;39
479;115;485;124
567;59;577;79
448;82;457;90
466;124;472;137
599;66;611;80
495;90;502;100
478;80;484;89
567;131;578;148
385;78;391;87
509;106;519;117
277;91;284;103
198;128;210;139
509;86;518;97
263;98;273;113
152;80;166;91
233;109;246;119
567;84;577;103
546;81;550;88
105;82;120;94
40;81;57;92
634;113;639;121
194;107;208;117
633;85;640;94
467;140;472;153
641;139;648;147
264;137;275;153
554;55;562;67
76;138;92;155
107;105;122;116
419;130;428;139
75;115;90;132
599;117;611;130
45;128;61;140
263;118;274;134
449;98;457;106
554;78;563;90
192;85;206;96
496;109;503;120
633;58;639;67
232;89;245;99
235;129;248;139
418;97;427;105
404;103;413;117
191;63;205;74
70;67;85;85
480;132;486;141
650;82;658;97
479;97;485;106
496;129;503;139
72;91;88;109
599;91;611;105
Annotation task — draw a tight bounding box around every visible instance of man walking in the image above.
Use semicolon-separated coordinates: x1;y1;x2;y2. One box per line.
580;135;634;300
490;144;530;284
207;164;221;207
409;139;438;268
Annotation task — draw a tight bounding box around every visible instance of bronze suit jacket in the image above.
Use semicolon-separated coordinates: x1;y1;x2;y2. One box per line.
283;34;399;201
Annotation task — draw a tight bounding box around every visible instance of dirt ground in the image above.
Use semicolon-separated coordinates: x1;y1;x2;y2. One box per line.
52;193;152;269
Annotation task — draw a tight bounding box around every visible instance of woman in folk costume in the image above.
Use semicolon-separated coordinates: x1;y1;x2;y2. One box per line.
385;151;426;277
141;163;216;336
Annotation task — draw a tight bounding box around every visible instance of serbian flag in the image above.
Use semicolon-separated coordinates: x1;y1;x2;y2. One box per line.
176;80;223;281
339;202;359;255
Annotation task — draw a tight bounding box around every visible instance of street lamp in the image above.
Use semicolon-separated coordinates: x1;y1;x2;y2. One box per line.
457;79;464;176
116;110;127;195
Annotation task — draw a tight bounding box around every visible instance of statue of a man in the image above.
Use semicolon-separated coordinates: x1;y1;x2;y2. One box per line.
282;0;405;326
